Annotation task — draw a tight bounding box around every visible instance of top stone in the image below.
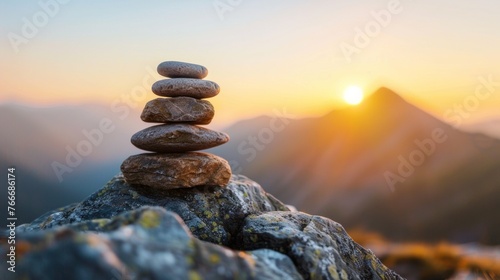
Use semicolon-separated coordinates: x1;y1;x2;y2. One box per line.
157;61;208;79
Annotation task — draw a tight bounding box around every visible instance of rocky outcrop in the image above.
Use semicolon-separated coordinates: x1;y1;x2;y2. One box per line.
4;175;403;279
5;207;301;280
18;174;288;246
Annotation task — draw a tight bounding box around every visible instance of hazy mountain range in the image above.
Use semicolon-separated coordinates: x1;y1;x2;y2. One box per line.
211;88;500;244
0;103;143;222
2;88;500;245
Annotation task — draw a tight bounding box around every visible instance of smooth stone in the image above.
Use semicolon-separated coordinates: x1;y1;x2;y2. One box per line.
152;78;220;99
157;61;208;79
120;152;232;189
131;124;229;152
141;97;214;124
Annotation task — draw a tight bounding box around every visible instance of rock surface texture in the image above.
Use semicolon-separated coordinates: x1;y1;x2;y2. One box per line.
121;153;231;190
152;78;220;99
131;124;229;153
3;174;403;280
141;97;214;124
157;60;208;79
121;61;231;189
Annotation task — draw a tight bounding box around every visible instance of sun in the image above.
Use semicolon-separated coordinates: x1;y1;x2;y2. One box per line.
343;86;364;105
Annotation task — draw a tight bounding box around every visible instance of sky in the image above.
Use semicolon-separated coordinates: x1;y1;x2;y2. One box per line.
1;0;500;127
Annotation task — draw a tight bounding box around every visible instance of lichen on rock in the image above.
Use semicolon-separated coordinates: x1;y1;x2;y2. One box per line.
5;207;301;280
238;211;401;279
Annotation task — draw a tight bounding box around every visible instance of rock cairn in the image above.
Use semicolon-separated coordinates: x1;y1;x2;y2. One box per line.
121;61;232;190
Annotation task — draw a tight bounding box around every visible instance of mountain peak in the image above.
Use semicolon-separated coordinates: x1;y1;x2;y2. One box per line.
366;87;405;104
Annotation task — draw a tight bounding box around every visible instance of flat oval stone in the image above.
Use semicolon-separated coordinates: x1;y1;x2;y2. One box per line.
141;97;214;125
157;61;208;79
152;79;220;99
131;124;229;152
121;152;231;189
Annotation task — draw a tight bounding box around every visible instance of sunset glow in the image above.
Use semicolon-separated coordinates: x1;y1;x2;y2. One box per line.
1;1;500;125
343;86;364;105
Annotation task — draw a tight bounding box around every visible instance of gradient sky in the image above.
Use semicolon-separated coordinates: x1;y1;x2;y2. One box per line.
1;0;500;126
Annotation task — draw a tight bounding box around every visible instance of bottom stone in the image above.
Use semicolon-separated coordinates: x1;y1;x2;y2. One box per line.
121;152;232;189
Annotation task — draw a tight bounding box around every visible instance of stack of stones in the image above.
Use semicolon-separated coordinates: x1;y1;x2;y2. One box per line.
121;61;232;190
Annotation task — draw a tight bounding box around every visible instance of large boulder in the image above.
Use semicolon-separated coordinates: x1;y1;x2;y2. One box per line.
6;174;403;279
238;212;402;279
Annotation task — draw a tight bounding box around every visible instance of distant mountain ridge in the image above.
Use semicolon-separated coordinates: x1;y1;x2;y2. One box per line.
211;87;500;244
464;117;500;139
